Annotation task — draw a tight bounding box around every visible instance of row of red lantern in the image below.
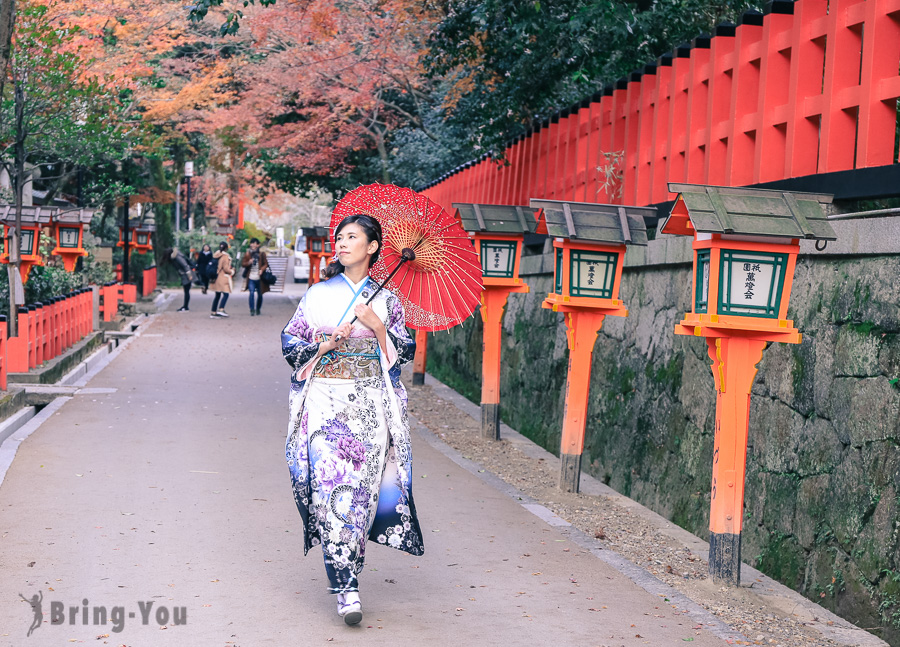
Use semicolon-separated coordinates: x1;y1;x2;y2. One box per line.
0;208;94;281
0;207;153;282
115;226;154;253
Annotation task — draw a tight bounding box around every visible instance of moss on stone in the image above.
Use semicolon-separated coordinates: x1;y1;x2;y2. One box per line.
755;532;805;590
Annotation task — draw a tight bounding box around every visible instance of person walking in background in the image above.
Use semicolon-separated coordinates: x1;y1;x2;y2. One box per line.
241;238;270;316
196;244;213;294
165;247;194;312
210;241;235;318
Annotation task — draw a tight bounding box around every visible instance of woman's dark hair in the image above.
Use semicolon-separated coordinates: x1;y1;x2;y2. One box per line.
324;214;382;279
162;247;176;264
219;241;229;251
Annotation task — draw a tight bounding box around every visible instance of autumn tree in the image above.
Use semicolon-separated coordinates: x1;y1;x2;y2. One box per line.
178;0;441;196
0;0;138;329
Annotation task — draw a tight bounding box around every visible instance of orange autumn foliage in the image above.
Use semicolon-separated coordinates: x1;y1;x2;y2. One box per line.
33;0;441;191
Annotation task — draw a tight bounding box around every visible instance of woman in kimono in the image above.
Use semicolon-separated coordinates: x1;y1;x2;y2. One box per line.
282;214;424;625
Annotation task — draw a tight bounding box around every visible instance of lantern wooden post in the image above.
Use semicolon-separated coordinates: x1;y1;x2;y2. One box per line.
661;183;836;586
558;308;607;482
412;330;427;385
705;335;765;583
532;199;654;492
455;203;539;440
479;288;514;438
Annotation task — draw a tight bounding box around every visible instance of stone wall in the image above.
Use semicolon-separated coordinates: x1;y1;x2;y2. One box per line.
426;241;900;644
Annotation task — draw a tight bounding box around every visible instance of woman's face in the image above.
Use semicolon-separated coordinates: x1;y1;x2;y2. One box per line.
202;245;210;252
335;222;377;269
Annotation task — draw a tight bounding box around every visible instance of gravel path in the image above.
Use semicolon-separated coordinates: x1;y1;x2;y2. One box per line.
405;377;856;647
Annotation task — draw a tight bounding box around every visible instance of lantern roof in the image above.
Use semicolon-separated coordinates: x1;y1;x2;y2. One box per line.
301;226;329;238
0;204;57;224
117;216;154;231
54;208;95;225
452;203;539;235
661;183;837;240
529;199;652;246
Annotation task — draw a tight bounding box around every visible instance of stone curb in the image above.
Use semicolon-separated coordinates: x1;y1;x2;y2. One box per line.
412;369;888;647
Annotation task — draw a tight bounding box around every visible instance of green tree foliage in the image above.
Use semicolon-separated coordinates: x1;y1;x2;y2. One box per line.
425;0;761;156
0;2;141;203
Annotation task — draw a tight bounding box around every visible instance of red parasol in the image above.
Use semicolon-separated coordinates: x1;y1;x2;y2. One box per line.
330;183;483;332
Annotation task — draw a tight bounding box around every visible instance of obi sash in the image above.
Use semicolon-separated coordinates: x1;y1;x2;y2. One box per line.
312;334;381;379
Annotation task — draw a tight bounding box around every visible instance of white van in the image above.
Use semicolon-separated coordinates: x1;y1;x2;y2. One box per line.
293;232;310;283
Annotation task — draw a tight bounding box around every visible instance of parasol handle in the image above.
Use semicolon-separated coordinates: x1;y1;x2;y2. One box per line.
333;248;416;342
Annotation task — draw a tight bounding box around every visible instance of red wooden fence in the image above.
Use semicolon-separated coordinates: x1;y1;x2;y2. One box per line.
423;0;900;211
142;266;157;297
5;289;94;374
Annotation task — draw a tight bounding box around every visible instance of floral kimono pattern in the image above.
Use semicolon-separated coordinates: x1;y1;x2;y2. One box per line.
282;274;423;594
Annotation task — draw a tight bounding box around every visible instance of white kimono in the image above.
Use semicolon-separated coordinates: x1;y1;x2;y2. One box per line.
282;274;423;594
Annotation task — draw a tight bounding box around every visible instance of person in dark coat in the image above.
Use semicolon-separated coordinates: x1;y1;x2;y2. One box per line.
241;238;270;316
165;247;194;312
196;244;213;294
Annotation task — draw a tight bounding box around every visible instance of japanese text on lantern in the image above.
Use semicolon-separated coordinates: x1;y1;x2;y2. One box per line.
480;240;516;278
742;262;760;300
59;227;79;248
719;250;788;318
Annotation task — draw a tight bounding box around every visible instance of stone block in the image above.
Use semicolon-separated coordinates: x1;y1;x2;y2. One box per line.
852;486;898;583
826;448;869;549
813;325;837;420
833;560;883;636
678;345;715;432
832;377;900;447
758;472;800;537
795;417;843;478
794;475;831;549
800;545;838;601
750;397;802;474
878;333;900;378
834;325;883;377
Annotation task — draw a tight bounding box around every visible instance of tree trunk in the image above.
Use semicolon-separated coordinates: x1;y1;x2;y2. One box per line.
7;79;24;336
1;0;16;334
375;133;390;184
0;0;15;101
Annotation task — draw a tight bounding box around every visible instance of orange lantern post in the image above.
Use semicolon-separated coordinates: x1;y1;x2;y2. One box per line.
0;205;53;282
454;203;539;440
659;183;836;586
51;208;94;270
412;329;428;385
304;226;331;285
531;199;655;493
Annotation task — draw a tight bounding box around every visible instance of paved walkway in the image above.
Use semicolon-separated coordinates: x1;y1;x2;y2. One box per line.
0;288;727;646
